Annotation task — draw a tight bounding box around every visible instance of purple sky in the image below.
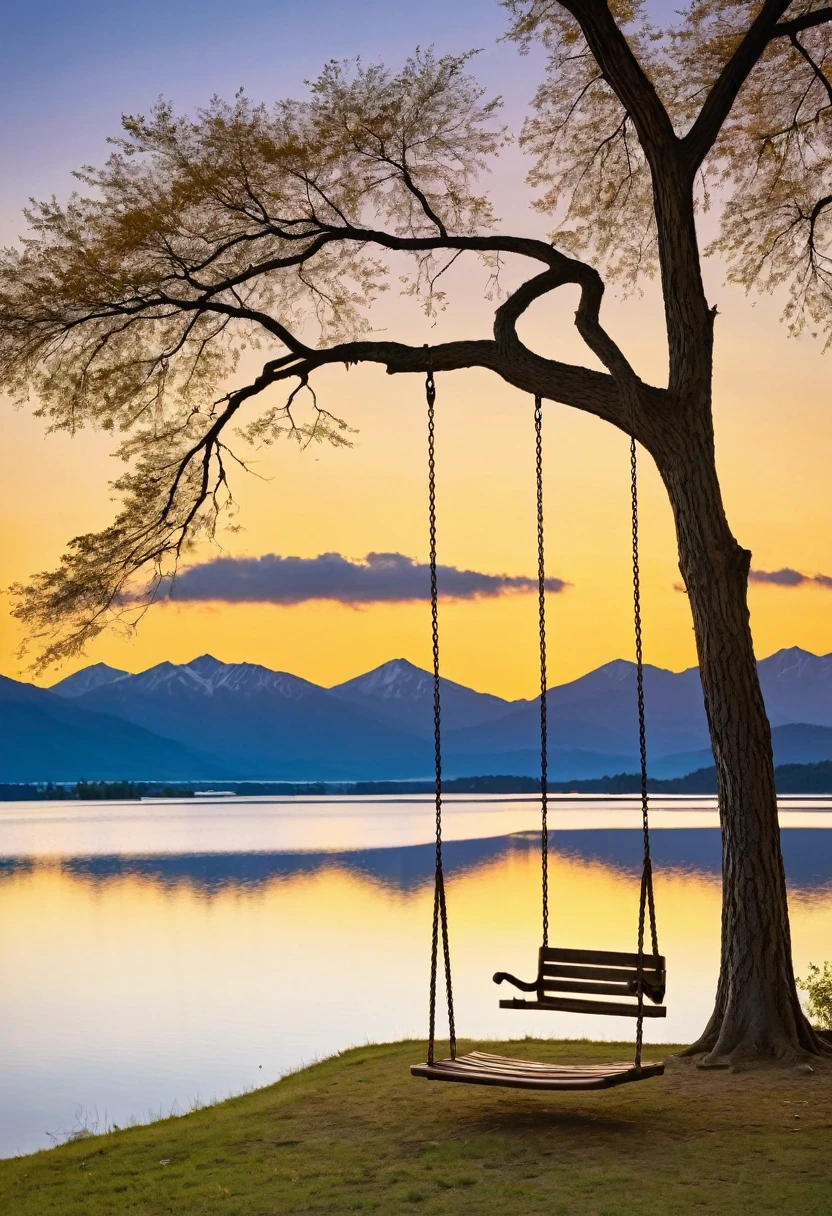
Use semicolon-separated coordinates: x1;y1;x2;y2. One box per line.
1;0;530;234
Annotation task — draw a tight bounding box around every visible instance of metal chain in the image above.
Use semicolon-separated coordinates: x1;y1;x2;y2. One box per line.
534;396;549;948
630;430;659;1070
425;354;456;1065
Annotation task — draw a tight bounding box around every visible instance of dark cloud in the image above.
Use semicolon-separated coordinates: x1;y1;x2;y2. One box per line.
155;552;569;606
749;568;832;589
674;568;832;594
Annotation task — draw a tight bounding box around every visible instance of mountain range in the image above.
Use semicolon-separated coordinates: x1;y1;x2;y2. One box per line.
1;647;831;783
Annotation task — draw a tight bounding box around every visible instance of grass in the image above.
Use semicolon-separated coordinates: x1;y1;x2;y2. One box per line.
2;1038;831;1215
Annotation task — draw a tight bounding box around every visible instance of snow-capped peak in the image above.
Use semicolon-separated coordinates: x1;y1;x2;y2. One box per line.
593;659;637;683
758;647;823;679
101;656;320;700
50;663;129;698
186;654;226;679
188;659;318;698
332;658;433;701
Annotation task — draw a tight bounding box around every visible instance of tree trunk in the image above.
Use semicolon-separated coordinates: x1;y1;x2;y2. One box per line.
653;411;830;1064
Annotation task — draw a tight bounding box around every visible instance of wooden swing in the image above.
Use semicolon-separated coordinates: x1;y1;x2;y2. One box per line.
411;367;666;1092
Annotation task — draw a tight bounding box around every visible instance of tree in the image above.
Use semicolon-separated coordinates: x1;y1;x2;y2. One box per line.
1;2;830;1063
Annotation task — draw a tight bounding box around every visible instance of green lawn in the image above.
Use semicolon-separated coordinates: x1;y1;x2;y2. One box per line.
3;1039;831;1215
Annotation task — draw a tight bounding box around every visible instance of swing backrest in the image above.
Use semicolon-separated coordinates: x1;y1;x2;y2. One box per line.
538;946;666;1006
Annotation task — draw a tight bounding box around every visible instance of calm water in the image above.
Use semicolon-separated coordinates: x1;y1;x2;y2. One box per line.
1;794;831;1158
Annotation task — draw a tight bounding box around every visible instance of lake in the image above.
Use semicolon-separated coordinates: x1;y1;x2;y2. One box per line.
1;793;831;1158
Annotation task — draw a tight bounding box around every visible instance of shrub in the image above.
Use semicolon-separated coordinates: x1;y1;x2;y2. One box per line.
797;962;832;1029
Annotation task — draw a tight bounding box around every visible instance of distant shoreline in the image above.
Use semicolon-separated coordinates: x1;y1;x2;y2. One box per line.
3;760;832;800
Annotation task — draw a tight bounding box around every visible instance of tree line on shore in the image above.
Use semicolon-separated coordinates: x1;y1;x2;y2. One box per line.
4;760;832;801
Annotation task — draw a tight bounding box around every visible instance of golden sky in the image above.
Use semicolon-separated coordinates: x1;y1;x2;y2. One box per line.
2;260;830;699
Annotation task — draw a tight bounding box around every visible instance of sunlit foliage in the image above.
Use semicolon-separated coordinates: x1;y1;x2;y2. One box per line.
505;1;831;305
505;1;665;280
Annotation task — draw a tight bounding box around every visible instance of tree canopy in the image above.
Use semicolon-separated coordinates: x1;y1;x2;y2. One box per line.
1;1;829;667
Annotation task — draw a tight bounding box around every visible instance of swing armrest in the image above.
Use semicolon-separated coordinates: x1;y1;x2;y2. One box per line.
626;975;666;1004
493;971;539;993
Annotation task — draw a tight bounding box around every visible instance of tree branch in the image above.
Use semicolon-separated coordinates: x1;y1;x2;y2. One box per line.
558;0;678;166
217;226;658;428
774;7;832;38
57;224;648;412
789;33;832;107
382;149;448;236
808;193;832;261
262;333;664;438
683;0;795;172
493;264;640;393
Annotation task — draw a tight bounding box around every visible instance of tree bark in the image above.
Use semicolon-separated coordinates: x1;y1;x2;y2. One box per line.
650;404;831;1064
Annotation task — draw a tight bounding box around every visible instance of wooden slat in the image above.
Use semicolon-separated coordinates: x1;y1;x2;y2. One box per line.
540;946;665;969
445;1063;628;1081
499;995;666;1018
468;1064;634;1077
460;1054;636;1077
540;963;663;984
411;1052;665;1091
472;1052;635;1071
459;1054;629;1074
469;1053;636;1074
539;979;641;997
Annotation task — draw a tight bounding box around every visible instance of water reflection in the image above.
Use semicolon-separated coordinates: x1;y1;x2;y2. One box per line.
1;825;828;890
1;804;831;1159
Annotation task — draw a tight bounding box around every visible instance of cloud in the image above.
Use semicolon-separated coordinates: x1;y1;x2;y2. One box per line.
675;568;832;594
749;568;832;589
153;552;569;606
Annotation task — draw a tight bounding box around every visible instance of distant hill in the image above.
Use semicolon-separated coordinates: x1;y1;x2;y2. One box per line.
767;760;832;794
443;647;832;768
651;722;832;778
548;759;832;796
20;645;832;783
443;745;640;781
444;660;710;759
0;675;232;782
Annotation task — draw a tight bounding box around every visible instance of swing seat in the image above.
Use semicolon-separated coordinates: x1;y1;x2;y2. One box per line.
411;1050;664;1090
494;946;667;1018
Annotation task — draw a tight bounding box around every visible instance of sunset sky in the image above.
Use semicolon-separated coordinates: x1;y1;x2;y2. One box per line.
1;0;830;699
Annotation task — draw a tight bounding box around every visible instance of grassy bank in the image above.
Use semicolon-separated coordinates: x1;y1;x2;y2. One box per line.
3;1039;831;1215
